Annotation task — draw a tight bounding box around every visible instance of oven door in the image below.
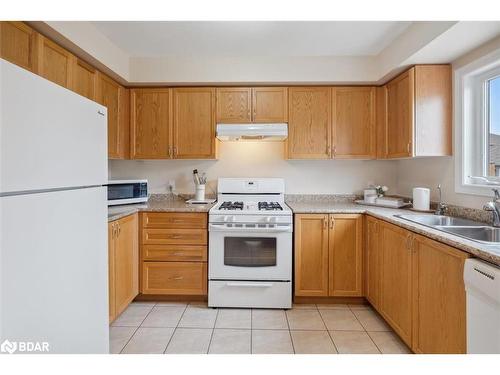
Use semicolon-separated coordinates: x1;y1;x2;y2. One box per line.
208;223;292;281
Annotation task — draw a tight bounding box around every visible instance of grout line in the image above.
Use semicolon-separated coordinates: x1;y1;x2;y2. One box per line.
347;306;381;354
326;330;340;354
283;309;295;354
118;304;156;354
163;303;189;354
348;304;369;332
206;309;219;354
317;308;339;354
366;331;383;354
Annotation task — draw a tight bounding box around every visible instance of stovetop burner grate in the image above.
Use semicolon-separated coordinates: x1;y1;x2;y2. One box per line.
219;201;244;210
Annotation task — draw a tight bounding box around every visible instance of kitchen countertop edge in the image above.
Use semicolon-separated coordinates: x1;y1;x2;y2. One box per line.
287;201;500;267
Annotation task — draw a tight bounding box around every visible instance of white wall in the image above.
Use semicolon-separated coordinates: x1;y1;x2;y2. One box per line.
394;35;500;210
109;142;398;196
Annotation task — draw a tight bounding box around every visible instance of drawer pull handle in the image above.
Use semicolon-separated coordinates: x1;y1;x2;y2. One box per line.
170;276;184;281
170;235;181;239
225;282;273;288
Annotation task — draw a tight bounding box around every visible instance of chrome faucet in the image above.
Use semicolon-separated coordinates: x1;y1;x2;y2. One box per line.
435;184;447;215
483;188;500;227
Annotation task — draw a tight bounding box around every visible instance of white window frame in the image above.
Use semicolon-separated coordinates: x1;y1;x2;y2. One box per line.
455;47;500;197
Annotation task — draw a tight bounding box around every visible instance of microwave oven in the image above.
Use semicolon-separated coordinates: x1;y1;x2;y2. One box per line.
107;179;148;206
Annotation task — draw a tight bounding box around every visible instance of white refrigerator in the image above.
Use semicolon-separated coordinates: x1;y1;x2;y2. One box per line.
0;59;109;353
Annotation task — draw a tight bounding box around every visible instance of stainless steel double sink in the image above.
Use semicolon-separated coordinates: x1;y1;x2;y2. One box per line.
395;214;500;245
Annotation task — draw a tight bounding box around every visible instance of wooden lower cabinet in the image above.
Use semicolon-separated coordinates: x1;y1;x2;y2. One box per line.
364;215;380;308
369;217;469;353
108;214;139;323
294;214;329;296
142;262;207;295
329;214;363;296
412;234;469;353
378;220;413;347
140;212;208;297
294;214;363;297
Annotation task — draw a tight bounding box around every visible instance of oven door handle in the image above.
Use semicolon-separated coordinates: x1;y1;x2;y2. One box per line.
225;282;273;288
208;224;292;233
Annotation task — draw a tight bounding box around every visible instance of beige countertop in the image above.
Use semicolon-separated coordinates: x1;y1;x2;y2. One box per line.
108;194;215;222
286;200;500;267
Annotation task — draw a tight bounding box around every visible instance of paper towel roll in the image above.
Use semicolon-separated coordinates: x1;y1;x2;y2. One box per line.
413;187;430;211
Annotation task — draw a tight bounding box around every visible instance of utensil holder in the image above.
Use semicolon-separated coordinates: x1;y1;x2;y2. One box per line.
195;184;205;201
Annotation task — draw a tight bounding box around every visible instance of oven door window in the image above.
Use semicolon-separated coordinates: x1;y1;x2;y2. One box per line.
224;237;277;267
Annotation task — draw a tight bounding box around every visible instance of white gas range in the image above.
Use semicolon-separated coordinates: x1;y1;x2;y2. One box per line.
208;178;292;309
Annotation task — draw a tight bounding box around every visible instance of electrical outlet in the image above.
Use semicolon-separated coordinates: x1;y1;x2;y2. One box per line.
168;180;176;193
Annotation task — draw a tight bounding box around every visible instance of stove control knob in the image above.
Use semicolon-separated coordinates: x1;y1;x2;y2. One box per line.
265;217;276;223
225;216;235;222
223;216;229;222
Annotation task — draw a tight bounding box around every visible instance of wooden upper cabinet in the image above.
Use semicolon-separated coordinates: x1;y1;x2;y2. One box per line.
375;86;388;159
173;88;216;159
379;220;413;347
0;21;37;72
36;34;73;89
365;216;381;309
412;235;469;354
287;87;331;159
414;65;452;156
294;214;329;296
386;65;451;158
216;88;252;123
328;214;363;296
130;88;171;159
252;87;288;123
332;87;375;159
71;57;98;100
97;73;125;159
387;68;414;158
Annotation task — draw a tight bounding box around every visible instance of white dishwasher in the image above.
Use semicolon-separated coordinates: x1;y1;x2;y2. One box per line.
464;258;500;353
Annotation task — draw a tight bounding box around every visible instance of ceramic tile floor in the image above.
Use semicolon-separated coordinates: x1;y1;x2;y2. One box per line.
110;302;411;354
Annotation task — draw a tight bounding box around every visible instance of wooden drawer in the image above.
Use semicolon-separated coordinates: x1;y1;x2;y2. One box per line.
142;228;207;245
142;212;207;229
142;262;207;295
142;245;207;262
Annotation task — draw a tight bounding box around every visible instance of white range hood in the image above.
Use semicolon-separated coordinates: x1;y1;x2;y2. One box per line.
216;123;288;141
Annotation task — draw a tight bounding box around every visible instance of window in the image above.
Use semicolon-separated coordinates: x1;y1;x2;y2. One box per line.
455;49;500;196
487;76;500;177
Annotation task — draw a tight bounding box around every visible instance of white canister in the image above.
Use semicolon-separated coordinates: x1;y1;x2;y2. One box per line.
413;187;430;211
364;188;377;201
195;184;206;201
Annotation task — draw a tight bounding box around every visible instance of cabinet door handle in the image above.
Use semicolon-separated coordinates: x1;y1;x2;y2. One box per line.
333;145;337;156
118;224;121;237
407;142;412;155
323;218;327;230
168;146;172;158
330;216;335;229
327;146;331;157
173;146;178;157
111;223;116;239
170;234;181;239
170;276;184;281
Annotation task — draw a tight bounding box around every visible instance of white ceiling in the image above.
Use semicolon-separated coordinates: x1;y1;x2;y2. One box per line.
91;21;412;58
